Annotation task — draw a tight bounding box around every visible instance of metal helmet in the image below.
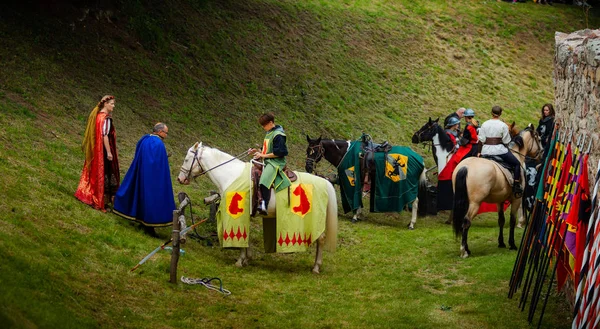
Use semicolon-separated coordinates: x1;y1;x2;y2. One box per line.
445;116;460;128
464;108;475;117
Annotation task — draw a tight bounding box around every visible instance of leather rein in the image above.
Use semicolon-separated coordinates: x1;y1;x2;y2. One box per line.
180;146;249;182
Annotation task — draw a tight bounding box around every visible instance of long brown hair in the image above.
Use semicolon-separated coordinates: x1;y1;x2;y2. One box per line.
82;95;115;169
541;103;555;118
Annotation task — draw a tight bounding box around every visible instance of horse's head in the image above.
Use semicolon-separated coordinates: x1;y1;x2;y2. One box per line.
305;135;323;173
507;121;520;138
177;142;203;185
516;124;542;162
412;117;440;144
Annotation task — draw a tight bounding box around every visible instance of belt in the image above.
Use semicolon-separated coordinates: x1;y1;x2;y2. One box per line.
484;137;504;145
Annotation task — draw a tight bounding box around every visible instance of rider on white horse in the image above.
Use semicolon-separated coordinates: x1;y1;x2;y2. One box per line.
248;112;289;215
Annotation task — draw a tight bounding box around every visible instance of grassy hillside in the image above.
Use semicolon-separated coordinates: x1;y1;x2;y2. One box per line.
0;0;597;328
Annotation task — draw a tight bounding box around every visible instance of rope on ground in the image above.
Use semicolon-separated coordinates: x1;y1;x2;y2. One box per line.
181;276;231;296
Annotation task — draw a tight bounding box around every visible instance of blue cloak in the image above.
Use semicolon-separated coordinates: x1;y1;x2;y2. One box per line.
113;134;176;227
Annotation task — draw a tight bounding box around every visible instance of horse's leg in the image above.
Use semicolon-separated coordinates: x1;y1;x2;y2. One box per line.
509;199;521;250
517;202;526;229
312;233;326;274
407;197;418;230
235;247;249;267
351;207;362;223
460;217;472;258
461;204;479;258
445;210;453;225
497;203;506;248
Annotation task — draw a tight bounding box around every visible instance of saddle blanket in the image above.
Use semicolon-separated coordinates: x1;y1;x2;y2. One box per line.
217;163;328;253
486;159;524;189
337;140;424;213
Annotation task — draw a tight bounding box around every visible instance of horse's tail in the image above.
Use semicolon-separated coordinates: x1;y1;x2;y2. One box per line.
417;167;428;217
324;180;338;252
452;166;469;238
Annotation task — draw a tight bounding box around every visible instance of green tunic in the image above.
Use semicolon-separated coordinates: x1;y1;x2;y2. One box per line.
260;126;291;192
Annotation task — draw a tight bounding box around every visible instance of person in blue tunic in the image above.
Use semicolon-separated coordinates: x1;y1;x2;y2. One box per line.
113;123;176;237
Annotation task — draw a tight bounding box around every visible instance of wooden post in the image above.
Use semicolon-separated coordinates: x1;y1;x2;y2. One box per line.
169;210;180;284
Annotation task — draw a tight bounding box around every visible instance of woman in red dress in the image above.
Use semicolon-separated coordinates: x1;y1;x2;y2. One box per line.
75;95;120;211
437;109;479;210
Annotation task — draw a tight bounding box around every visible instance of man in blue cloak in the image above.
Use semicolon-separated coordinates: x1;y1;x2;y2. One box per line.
113;123;176;237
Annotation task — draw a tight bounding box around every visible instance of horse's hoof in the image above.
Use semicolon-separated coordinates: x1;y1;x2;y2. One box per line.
444;220;451;225
509;245;517;250
499;243;506;248
407;225;414;230
235;260;243;267
351;218;359;224
312;267;320;274
461;253;469;259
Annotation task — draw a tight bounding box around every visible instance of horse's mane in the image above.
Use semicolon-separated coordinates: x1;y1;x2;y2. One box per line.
436;124;454;152
203;145;244;165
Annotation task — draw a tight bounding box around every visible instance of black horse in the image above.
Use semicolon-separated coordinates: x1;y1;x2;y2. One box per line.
305;135;427;228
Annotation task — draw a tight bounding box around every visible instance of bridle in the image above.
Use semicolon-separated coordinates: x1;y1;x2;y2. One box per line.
414;122;448;152
180;146;205;182
305;142;325;174
180;146;249;182
306;143;325;165
305;139;348;175
510;128;542;162
413;122;438;144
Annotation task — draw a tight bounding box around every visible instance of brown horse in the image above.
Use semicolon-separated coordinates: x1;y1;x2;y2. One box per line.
452;125;542;258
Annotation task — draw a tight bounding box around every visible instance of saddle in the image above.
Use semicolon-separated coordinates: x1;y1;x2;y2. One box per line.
481;154;524;197
359;134;392;193
250;164;297;216
481;154;514;172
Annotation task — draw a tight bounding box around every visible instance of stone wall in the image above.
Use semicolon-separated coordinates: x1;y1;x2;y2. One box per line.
554;29;600;309
554;29;600;179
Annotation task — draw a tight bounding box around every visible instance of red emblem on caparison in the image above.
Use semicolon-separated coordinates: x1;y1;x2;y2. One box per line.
228;192;244;215
292;185;310;215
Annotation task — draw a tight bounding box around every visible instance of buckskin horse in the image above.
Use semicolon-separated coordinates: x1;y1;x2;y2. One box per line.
305;135;427;229
411;118;523;219
451;125;542;258
177;142;338;273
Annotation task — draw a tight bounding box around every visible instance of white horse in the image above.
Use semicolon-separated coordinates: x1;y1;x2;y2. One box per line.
177;142;338;274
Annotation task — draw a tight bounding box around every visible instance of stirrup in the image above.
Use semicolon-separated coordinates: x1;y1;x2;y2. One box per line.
257;200;268;215
513;181;523;198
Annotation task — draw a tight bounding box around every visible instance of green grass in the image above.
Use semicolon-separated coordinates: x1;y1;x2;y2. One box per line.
0;0;595;327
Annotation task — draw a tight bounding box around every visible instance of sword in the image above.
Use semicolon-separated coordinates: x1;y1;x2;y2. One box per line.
130;218;208;272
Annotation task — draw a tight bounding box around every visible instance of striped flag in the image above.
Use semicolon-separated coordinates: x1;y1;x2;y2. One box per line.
572;160;600;329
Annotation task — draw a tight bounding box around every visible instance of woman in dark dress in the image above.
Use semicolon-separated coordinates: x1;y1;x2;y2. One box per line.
536;103;555;159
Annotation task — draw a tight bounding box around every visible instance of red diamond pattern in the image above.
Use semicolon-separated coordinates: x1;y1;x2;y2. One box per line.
275;232;315;247
229;227;235;240
242;228;247;240
235;227;242;240
284;233;291;246
223;230;229;240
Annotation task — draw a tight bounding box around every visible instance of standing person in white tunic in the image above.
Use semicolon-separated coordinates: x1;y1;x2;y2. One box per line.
477;105;523;197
